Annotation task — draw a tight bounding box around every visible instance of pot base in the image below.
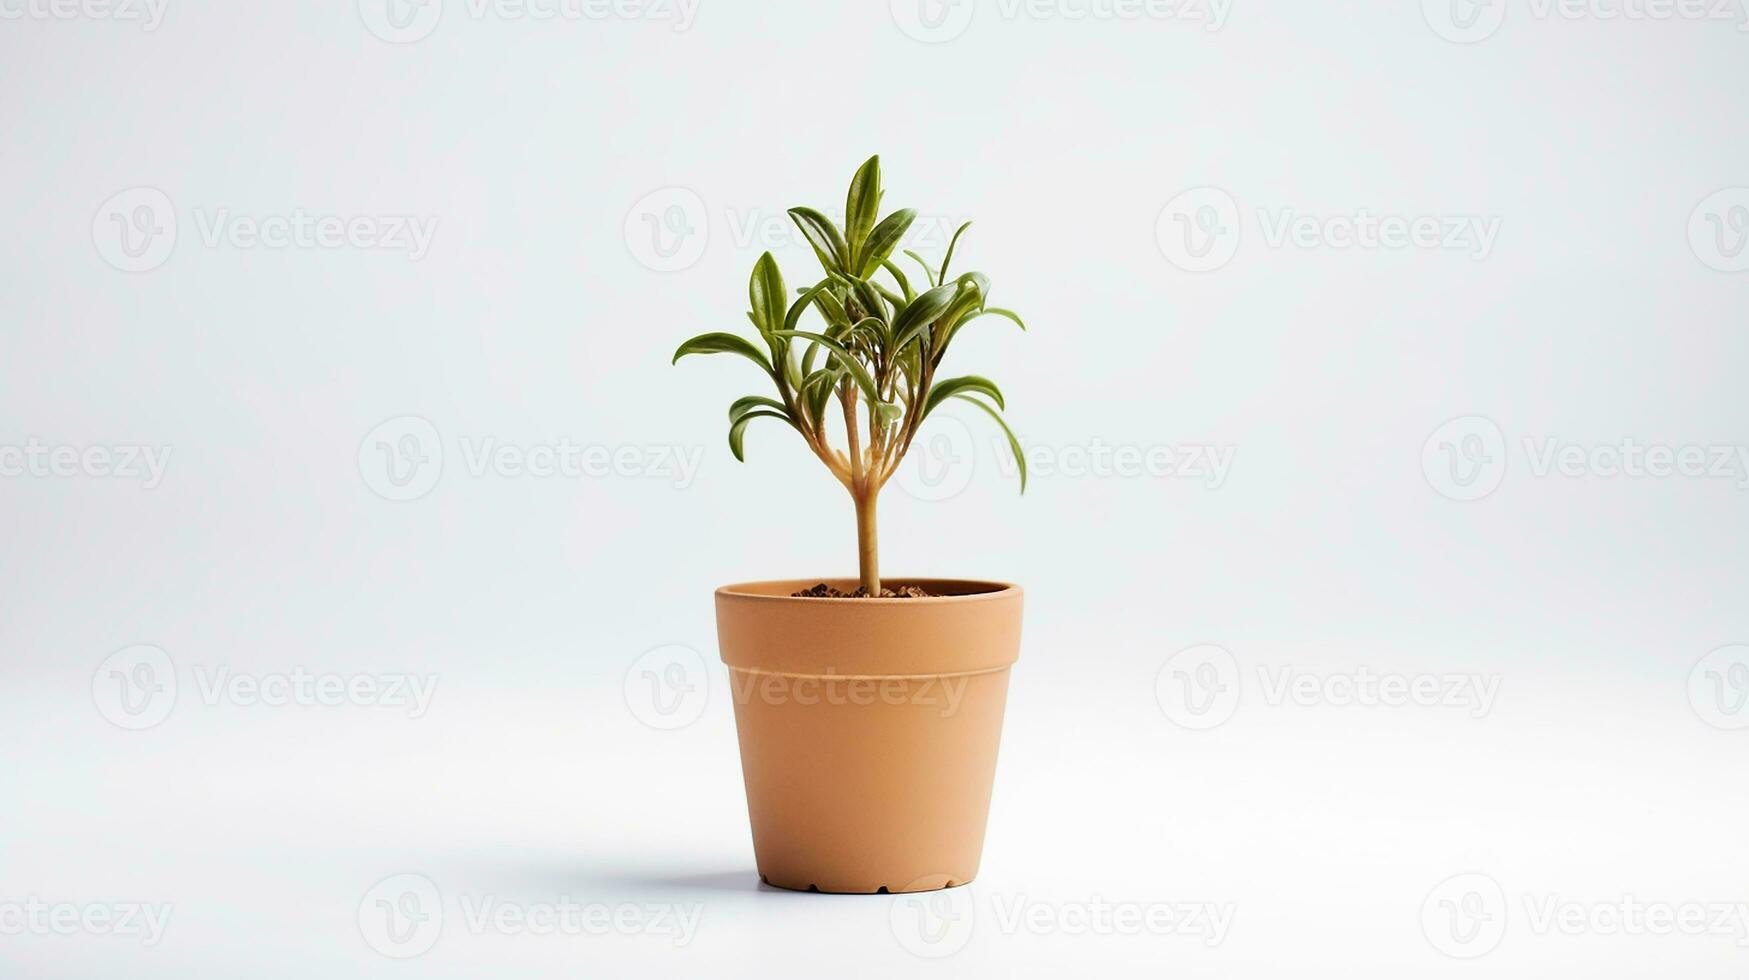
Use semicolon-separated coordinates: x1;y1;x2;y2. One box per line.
759;872;972;895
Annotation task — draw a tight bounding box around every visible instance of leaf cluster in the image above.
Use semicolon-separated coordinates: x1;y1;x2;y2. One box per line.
673;155;1027;495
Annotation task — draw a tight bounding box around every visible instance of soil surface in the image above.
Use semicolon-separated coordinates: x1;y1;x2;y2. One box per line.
791;583;936;599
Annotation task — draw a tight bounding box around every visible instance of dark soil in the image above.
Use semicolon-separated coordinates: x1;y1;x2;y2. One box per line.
791;582;936;599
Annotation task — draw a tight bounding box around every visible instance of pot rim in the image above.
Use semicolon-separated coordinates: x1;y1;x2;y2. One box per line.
716;577;1021;605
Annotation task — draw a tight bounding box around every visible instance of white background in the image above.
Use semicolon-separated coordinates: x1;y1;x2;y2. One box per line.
3;0;1748;976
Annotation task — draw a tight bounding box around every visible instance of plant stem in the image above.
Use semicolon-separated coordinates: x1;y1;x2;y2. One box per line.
854;489;880;595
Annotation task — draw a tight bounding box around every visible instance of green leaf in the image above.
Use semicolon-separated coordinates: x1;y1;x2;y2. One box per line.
934;275;988;338
923;375;1005;417
769;329;880;405
891;282;960;351
955;394;1026;493
672;332;774;375
872;281;906;311
748;252;787;335
943;306;1026;352
782;281;831;334
830;272;888;327
859;208;916;277
881;258;915;303
812;285;849;327
801;367;842;426
873;400;903;428
730;395;787;423
939;221;971;282
903;249;938;288
845;155;882;259
788;207;848;273
979;306;1026;330
728;410;791;462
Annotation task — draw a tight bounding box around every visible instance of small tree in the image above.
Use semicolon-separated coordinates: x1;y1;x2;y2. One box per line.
675;156;1026;595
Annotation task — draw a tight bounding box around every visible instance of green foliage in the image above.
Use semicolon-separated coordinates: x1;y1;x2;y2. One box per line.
674;154;1026;492
674;156;1028;589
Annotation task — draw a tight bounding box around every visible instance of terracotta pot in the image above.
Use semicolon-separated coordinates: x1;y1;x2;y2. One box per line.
715;578;1023;894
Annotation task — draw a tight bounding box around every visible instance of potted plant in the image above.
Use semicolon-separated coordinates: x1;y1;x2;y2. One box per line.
674;156;1028;894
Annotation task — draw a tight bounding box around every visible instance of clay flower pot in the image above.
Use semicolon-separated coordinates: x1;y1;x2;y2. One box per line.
715;578;1023;894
